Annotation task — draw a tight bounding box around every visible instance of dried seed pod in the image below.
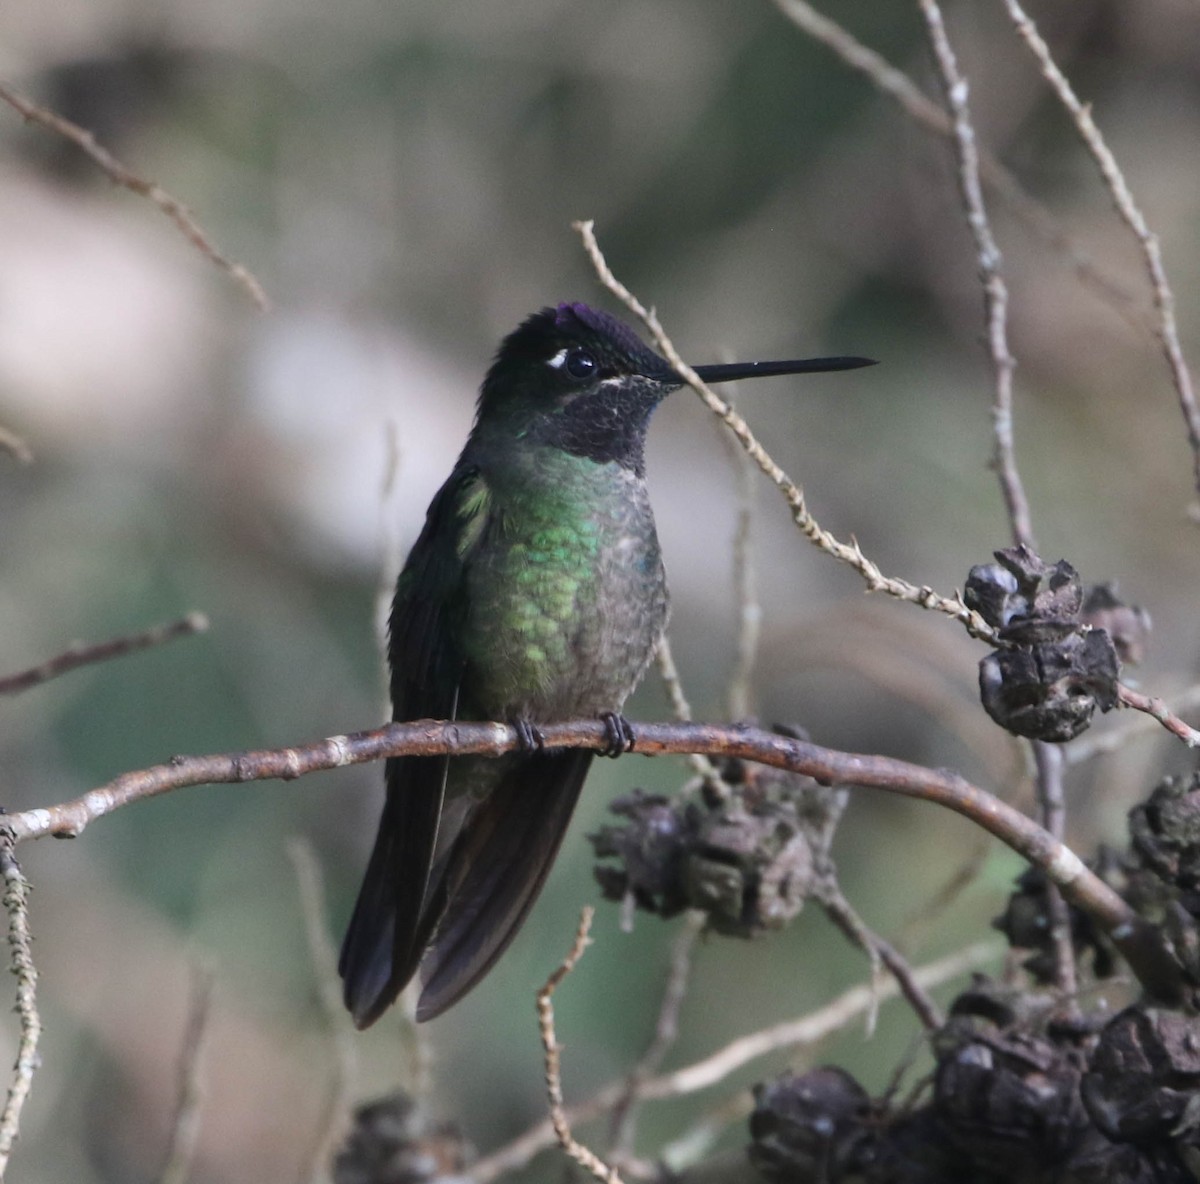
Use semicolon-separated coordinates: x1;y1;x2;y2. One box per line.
1082;1007;1200;1152
1060;1130;1165;1184
590;790;691;916
589;784;816;936
1130;774;1200;891
965;546;1083;643
1082;584;1151;666
994;858;1121;983
933;979;1091;1175
749;1067;876;1183
964;560;1025;632
333;1093;472;1184
967;547;1122;742
590;730;838;937
978;630;1119;742
683;794;814;935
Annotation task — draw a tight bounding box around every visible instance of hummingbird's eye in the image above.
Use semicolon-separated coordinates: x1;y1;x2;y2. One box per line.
564;349;598;380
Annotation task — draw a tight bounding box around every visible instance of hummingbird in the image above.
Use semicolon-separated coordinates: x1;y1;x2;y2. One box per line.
339;302;873;1027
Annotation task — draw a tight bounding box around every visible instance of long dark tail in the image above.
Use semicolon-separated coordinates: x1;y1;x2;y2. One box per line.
417;750;592;1021
339;750;591;1027
339;752;449;1029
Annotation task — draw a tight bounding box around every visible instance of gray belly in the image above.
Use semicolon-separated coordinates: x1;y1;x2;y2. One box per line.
554;532;668;717
461;468;669;723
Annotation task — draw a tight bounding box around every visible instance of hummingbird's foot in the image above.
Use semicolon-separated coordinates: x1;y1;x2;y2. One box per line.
599;711;636;758
512;717;546;754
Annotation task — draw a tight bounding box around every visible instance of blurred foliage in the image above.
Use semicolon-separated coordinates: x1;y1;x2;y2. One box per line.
2;1;1200;1181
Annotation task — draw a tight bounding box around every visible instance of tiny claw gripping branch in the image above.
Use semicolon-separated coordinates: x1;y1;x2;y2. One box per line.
964;545;1135;743
598;711;636;758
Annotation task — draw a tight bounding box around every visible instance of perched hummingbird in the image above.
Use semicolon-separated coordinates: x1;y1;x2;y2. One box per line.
339;303;873;1027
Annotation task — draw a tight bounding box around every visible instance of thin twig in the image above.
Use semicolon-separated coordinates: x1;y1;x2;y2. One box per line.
159;968;214;1184
608;912;705;1162
0;82;269;312
1069;683;1200;764
472;939;995;1184
1117;684;1200;748
640;949;988;1099
572;219;1000;644
657;1103;755;1178
1032;743;1078;1003
286;839;358;1184
917;0;1034;552
821;886;885;1037
770;0;1147;333
784;623;1023;788
538;907;623;1184
655;635;723;790
3;716;1181;1001
0;835;39;1183
1002;0;1200;502
0;613;209;696
654;636;693;723
817;884;943;1031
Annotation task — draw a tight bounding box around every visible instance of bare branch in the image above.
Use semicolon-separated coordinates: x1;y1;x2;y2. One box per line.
537;907;624;1184
1002;0;1200;503
817;883;942;1032
572;219;1000;644
655;635;695;724
655;637;723;792
640;947;989;1099
0;82;269;312
1032;742;1078;1003
286;839;358;1184
917;0;1034;551
159;968;214;1184
0;613;209;696
1117;685;1200;748
608;912;705;1162
0;837;40;1181
770;0;1147;332
1069;683;1200;764
472;940;995;1183
5;716;1181;1001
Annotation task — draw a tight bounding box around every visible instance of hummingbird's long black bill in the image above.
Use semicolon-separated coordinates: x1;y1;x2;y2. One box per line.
690;356;876;384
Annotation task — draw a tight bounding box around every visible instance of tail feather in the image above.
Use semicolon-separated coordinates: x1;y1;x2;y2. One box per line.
415;750;592;1021
339;752;449;1029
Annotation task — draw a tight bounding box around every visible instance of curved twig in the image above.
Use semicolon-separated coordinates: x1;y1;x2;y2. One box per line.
4;716;1182;1003
0;82;269;311
572;219;1000;643
0;614;209;696
917;0;1034;551
0;836;40;1181
471;938;996;1184
1002;0;1200;502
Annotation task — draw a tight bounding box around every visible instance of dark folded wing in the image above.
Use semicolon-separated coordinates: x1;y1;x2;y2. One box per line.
339;466;490;1029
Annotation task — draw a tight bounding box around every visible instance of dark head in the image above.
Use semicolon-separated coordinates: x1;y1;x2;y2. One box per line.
474;303;873;476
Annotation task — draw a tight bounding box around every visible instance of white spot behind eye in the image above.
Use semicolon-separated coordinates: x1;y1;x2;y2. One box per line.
546;348;568;370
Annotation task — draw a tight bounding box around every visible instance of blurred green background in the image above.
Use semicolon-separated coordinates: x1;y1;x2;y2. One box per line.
2;1;1200;1180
